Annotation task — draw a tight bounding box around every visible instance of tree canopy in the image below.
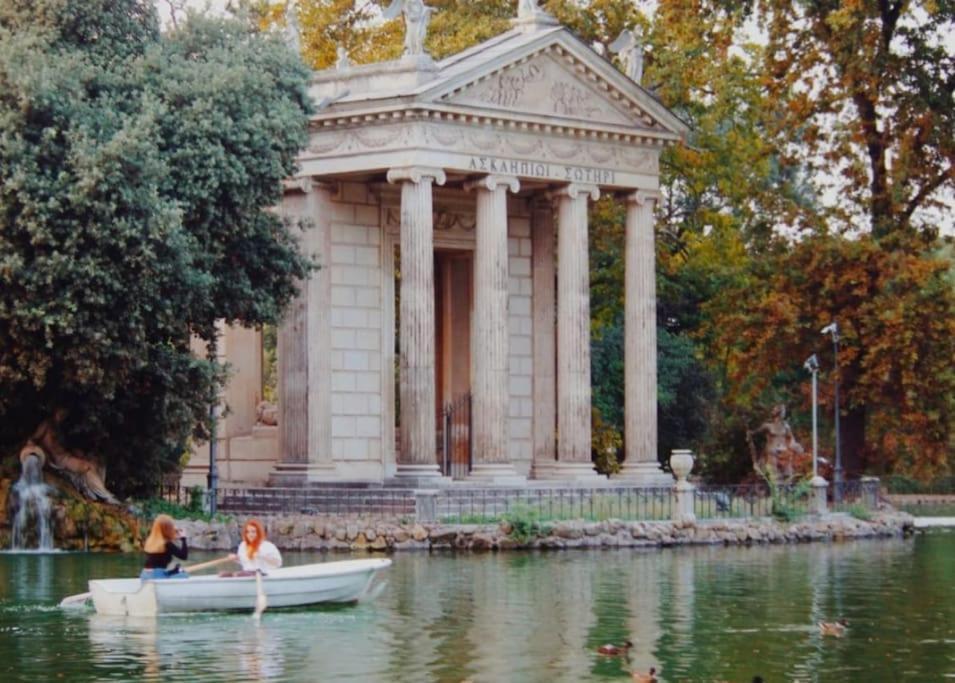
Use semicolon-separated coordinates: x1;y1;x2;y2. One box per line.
0;0;312;495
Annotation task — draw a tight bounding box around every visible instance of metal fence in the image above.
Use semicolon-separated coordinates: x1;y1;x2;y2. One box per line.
160;485;416;519
694;482;813;520
439;393;472;480
830;479;865;512
435;487;675;523
158;478;878;523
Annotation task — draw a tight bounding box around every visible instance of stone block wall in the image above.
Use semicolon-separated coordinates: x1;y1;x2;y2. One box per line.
328;183;385;478
507;213;534;475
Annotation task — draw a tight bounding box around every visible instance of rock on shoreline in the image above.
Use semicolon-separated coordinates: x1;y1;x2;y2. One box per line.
176;512;915;553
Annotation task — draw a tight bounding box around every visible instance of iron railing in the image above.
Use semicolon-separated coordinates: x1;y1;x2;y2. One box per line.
830;479;865;513
435;487;675;523
439;392;472;480
157;478;879;522
695;483;773;519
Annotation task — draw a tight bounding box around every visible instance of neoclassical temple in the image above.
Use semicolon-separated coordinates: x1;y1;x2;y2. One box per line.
183;4;686;489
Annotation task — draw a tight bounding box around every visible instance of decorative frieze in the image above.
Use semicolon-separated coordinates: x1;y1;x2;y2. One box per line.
305;121;660;179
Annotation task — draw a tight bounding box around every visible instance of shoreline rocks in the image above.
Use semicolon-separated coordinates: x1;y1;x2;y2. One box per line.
176;511;916;553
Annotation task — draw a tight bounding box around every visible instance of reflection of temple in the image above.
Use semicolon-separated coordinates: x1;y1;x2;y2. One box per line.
182;10;686;488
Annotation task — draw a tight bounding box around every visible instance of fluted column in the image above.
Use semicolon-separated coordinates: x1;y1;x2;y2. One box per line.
464;174;525;484
616;190;669;484
387;166;446;482
550;183;604;481
530;197;557;478
271;179;338;484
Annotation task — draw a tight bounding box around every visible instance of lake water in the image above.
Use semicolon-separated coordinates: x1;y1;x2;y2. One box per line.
1;531;953;682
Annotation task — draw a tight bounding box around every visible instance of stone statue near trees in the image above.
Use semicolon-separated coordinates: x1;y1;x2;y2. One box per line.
283;1;301;55
748;404;805;481
609;28;645;84
22;417;119;504
383;0;435;57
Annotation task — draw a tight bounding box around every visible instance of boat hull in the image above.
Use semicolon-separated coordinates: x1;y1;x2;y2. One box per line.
89;559;391;616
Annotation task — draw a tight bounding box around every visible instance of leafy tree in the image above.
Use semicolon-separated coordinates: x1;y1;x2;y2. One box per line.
0;0;312;496
703;233;955;478
753;0;954;239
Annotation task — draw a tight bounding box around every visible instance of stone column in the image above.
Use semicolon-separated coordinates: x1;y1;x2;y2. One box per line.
530;197;557;478
615;190;670;484
464;174;525;484
271;179;338;484
387;166;447;483
549;183;604;482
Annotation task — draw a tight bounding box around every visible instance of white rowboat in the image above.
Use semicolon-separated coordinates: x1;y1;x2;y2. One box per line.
88;558;391;617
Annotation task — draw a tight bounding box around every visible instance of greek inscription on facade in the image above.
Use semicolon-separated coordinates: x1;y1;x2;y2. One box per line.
467;156;615;185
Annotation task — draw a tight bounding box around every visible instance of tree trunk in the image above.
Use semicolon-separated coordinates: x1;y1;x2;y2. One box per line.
841;405;867;477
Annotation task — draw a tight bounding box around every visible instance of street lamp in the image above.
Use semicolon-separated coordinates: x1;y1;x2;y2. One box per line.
821;321;842;499
207;401;219;516
804;354;820;479
206;333;220;516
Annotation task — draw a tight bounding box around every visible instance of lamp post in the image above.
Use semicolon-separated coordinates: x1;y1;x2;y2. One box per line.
821;321;842;501
207;401;219;516
804;354;820;479
207;333;220;516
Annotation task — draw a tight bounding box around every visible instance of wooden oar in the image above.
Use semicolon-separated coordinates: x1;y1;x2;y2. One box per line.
253;569;267;620
182;556;235;573
58;556;234;607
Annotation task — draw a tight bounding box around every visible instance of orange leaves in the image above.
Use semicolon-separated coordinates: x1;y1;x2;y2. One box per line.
704;232;954;478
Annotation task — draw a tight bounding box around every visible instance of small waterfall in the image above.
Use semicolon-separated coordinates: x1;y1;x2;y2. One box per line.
11;453;55;550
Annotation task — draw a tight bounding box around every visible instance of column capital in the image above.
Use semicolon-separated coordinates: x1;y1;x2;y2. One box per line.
464;174;520;194
548;183;600;202
283;176;337;196
386;166;447;186
622;189;662;207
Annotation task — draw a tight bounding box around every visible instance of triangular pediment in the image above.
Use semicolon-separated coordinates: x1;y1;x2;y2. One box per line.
445;52;639;127
416;29;687;138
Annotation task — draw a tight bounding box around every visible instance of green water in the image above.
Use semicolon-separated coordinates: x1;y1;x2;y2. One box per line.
1;532;953;682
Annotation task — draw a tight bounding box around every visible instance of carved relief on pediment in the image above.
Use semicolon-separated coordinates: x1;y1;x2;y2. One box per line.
446;54;638;126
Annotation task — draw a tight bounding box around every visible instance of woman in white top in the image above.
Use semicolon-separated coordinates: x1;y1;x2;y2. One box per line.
229;519;282;574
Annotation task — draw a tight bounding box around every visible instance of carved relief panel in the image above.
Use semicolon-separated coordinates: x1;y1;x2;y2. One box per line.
447;54;637;127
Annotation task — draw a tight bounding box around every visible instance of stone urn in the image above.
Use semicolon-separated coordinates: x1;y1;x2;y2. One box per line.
669;449;694;484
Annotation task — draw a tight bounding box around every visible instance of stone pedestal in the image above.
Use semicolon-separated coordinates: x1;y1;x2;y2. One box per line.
388;167;446;483
670;449;696;523
811;476;829;515
548;183;604;483
615;190;667;484
860;476;880;510
466;175;525;485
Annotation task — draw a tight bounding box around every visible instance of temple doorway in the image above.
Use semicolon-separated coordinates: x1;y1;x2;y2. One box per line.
435;249;472;479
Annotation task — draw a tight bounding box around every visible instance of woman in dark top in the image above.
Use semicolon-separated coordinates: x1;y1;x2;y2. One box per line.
141;514;188;579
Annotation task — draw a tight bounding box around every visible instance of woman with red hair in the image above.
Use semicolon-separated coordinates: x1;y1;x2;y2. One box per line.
229;519;282;574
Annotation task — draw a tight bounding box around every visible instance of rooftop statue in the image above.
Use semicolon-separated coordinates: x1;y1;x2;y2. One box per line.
335;45;351;71
284;1;301;55
609;28;645;84
518;0;543;19
383;0;435;57
515;0;558;26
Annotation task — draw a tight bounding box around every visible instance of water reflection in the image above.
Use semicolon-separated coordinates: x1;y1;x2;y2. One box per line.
0;535;953;682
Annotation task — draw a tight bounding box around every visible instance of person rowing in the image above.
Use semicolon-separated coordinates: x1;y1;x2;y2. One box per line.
141;514;189;579
223;519;282;577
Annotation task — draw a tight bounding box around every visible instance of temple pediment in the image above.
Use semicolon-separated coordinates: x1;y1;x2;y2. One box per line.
443;51;638;128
